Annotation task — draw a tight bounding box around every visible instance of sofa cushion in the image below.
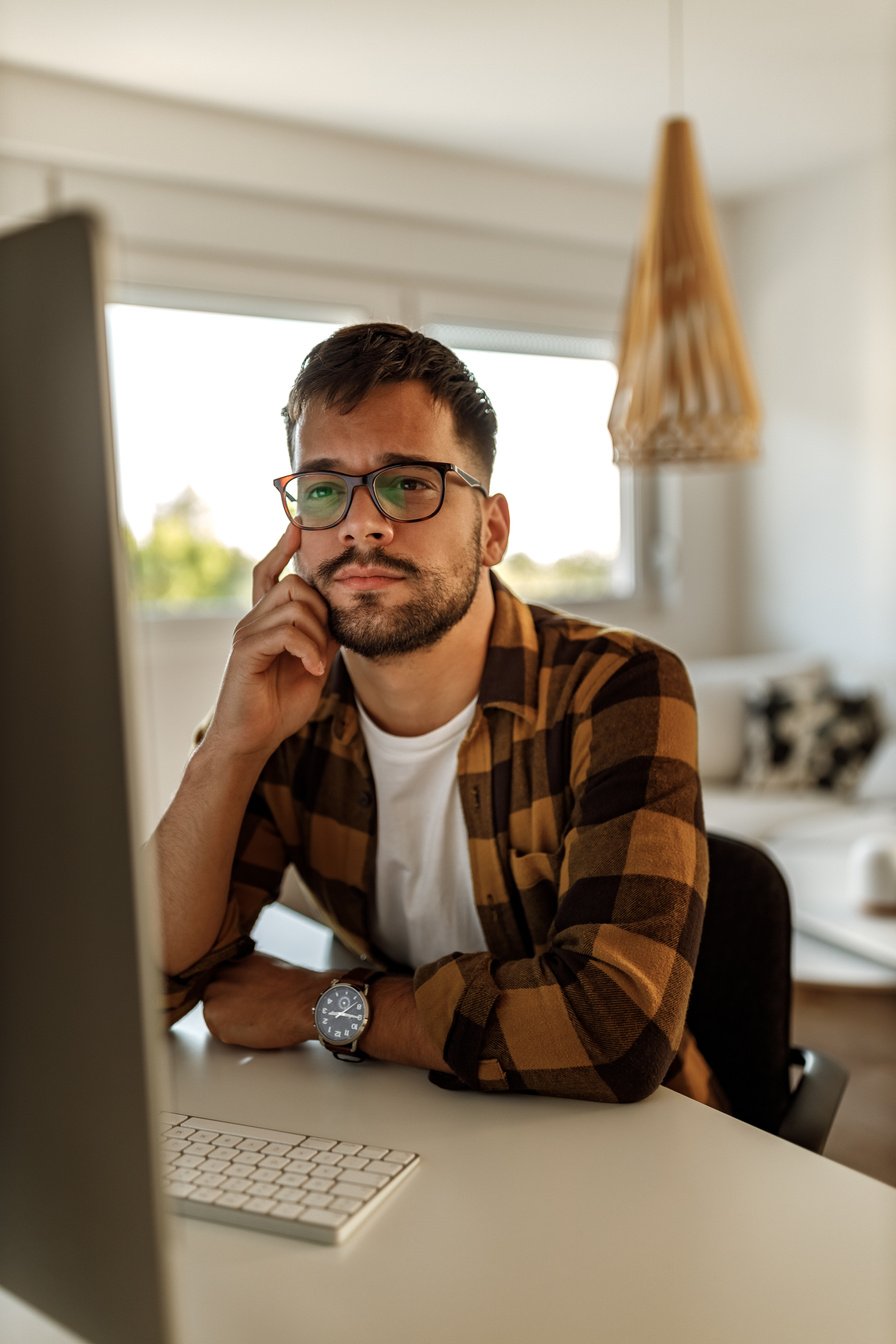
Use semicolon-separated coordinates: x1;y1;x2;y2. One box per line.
689;653;828;784
742;677;882;794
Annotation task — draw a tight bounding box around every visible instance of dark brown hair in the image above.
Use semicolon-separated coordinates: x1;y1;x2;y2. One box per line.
282;323;497;479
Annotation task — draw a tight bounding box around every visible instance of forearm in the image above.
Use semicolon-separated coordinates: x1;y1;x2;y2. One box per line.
152;737;270;975
364;977;448;1072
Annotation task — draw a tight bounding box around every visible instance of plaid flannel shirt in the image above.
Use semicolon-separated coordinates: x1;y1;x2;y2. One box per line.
165;576;722;1107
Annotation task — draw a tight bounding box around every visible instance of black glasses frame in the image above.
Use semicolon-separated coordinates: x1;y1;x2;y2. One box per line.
273;460;486;530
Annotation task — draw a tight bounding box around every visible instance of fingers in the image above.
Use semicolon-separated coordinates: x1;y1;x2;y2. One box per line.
240;570;330;637
235;608;330;677
252;522;302;606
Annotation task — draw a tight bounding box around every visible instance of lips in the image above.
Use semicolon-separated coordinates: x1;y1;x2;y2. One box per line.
332;566;408;592
335;567;406;581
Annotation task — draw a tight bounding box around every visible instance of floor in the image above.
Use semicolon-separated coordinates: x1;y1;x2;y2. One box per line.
792;983;896;1187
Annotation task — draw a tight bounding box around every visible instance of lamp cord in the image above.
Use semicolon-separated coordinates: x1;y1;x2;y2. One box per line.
669;0;684;116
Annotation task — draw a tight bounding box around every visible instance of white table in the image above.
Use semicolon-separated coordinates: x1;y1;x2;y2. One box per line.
768;837;896;976
4;904;896;1344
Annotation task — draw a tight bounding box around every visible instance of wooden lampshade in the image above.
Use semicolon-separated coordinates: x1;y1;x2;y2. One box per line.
609;117;761;466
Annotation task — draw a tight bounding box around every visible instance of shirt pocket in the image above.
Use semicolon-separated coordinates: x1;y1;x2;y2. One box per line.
507;847;562;948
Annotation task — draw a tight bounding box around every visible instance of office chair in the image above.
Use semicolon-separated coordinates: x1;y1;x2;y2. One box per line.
686;832;848;1153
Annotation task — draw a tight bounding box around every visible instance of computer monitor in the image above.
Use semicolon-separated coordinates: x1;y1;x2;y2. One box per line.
0;213;175;1344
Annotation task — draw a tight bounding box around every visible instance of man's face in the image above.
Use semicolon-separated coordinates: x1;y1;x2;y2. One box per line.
292;380;496;660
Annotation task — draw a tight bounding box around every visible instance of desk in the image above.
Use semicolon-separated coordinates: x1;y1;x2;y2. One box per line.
4;904;896;1344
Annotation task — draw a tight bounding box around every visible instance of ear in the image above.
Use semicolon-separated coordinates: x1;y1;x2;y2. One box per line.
480;493;510;568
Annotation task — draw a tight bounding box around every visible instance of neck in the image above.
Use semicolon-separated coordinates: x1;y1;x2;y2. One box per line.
342;572;495;736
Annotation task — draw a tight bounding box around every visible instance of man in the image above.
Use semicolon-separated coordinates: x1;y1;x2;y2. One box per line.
157;322;723;1107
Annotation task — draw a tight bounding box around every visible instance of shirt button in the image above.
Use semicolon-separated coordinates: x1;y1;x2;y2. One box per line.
359;791;373;807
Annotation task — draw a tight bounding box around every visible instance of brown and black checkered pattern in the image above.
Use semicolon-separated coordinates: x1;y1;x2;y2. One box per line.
165;576;721;1108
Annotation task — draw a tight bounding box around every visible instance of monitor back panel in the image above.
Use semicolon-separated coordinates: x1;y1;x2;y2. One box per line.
0;213;173;1344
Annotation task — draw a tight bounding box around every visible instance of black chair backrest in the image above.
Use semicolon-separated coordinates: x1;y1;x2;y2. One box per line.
687;833;793;1133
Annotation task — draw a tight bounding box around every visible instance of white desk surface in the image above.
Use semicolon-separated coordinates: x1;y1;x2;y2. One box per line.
4;903;896;1344
768;837;896;972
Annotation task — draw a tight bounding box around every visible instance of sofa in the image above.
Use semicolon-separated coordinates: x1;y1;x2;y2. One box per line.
689;651;896;972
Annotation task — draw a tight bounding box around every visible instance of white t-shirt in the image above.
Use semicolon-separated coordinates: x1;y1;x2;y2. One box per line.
356;695;488;969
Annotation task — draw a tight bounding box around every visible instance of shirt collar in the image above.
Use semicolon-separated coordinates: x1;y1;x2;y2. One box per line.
476;573;538;725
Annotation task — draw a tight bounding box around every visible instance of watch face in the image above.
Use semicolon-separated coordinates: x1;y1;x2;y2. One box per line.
314;983;368;1046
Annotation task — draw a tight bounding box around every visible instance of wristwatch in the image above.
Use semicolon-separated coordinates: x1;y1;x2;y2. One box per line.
313;970;384;1062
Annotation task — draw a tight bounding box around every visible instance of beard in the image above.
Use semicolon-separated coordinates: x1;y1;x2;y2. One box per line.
307;516;483;660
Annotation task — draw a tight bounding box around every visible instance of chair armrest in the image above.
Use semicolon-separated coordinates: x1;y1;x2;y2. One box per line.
777;1046;849;1154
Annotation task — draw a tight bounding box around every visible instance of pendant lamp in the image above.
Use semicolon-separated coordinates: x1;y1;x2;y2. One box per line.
608;116;761;466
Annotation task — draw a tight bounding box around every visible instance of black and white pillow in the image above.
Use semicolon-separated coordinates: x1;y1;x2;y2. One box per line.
742;676;882;793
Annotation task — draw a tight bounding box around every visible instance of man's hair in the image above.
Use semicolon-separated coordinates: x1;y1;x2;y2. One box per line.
282;323;498;479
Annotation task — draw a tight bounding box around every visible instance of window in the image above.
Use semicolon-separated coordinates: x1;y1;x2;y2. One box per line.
429;326;631;605
105;304;343;610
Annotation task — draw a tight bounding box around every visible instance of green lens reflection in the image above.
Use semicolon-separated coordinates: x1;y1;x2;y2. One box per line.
296;475;347;524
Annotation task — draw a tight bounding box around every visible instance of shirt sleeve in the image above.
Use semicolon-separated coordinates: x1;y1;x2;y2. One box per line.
162;785;288;1024
412;645;709;1102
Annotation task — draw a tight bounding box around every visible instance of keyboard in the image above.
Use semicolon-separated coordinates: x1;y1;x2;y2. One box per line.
160;1112;419;1245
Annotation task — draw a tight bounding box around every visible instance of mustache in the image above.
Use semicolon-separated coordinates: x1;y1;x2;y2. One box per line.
313;548;422;583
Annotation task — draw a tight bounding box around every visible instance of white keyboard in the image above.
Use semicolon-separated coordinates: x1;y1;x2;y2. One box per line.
161;1112;419;1245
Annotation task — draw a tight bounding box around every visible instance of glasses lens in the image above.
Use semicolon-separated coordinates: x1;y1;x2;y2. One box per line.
291;473;348;527
373;464;444;521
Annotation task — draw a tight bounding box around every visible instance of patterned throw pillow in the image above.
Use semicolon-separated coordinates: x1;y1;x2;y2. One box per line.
742;677;882;794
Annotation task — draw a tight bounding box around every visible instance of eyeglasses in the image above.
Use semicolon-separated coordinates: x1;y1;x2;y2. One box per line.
273;460;486;530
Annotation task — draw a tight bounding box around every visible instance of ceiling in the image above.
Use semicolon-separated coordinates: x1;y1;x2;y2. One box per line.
2;0;894;199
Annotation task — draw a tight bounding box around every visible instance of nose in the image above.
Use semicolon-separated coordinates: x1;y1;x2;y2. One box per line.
336;482;396;547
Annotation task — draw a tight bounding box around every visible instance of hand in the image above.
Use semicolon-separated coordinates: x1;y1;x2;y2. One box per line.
202;952;333;1049
204;524;339;760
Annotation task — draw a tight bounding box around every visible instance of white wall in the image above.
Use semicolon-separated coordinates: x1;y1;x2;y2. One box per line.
730;148;896;666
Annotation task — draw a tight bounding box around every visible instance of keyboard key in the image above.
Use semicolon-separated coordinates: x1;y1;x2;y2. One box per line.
228;1162;258;1178
248;1181;279;1198
310;1164;341;1181
358;1146;388;1160
271;1203;303;1220
258;1155;288;1171
302;1193;334;1209
217;1192;250;1209
274;1187;303;1205
188;1187;220;1204
367;1160;402;1176
332;1181;377;1202
245;1197;275;1214
339;1169;387;1189
211;1133;242;1149
332;1142;363;1156
194;1173;226;1189
386;1151;416;1166
199;1158;229;1174
164;1139;189;1153
331;1197;363;1214
237;1138;266;1152
166;1180;196;1198
276;1173;306;1189
285;1159;314;1175
338;1155;368;1171
165;1126;196;1140
185;1142;214;1156
301;1137;338;1152
161;1112;188;1126
304;1177;334;1194
299;1208;348;1229
261;1142;292;1156
222;1177;252;1193
172;1154;205;1170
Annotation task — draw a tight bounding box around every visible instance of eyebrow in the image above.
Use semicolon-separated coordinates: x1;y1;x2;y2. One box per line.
297;452;439;473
